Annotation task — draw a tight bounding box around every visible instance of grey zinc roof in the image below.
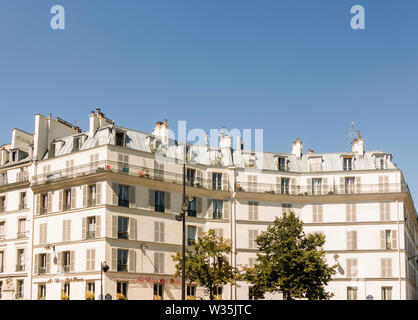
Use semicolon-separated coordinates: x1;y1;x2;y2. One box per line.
48;125;396;172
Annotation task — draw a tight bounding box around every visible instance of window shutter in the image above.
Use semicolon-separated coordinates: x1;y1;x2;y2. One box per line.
379;176;383;193
249;202;254;221
43;224;48;244
313;205;318;223
196;198;202;217
197;227;203;239
46;253;51;274
387;259;392;277
129;186;136;208
380;203;385;221
86;249;91;271
82;218;86;240
223;199;230;220
322;178;328;194
59;190;63;211
111;183;118;205
352;231;357;250
207;199;213;217
318;204;323;222
339;177;344;194
165;192;171;213
391;230;397;249
380;230;386;249
222;173;228;191
96;182;102;205
352;204;357;222
34;255;39;275
381;259;386;277
71;188;77;209
35;194;40;215
70;251;75;272
91;249;96;271
112;216;118;238
353;259;358;277
346;259;352;278
62;220;67;242
154;222;159;242
129;250;136;273
346;231;351;250
275;177;281;193
129;218;137;240
66;220;71;241
39;224;43;244
385;203;390;220
154;253;159;273
47;192;52;213
346;204;351;222
149;189;155;210
207;172;212;190
307;178;312;195
82;185;88;207
96;216;101;238
111;248;117;271
356;176;361;193
160;222;165;242
196;170;203;186
290;178;296;195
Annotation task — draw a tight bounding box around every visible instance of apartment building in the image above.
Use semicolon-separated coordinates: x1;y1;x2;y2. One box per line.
0;110;416;300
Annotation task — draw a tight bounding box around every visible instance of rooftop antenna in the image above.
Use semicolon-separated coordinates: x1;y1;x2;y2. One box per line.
349;122;356;140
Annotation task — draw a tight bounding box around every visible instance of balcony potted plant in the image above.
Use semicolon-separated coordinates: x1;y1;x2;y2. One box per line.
61;294;69;300
186;295;196;300
153;295;162;300
116;293;127;300
85;291;95;300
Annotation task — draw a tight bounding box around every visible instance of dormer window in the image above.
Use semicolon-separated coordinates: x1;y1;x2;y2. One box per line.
375;155;385;170
309;157;322;172
343;157;353;171
73;137;82;151
11;151;17;162
49;144;56;158
277;157;287;171
248;153;256;167
115;131;125;147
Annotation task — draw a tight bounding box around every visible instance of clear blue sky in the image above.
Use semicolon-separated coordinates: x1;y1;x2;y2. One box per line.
1;1;417;204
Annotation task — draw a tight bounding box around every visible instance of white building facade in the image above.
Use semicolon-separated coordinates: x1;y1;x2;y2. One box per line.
0;110;416;300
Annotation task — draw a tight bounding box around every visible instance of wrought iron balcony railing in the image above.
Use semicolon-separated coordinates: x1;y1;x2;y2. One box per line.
86;231;96;239
16;264;25;272
32;160;230;191
235;182;408;196
117;264;128;272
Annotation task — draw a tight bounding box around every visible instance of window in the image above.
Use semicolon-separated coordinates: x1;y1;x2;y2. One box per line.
313;204;323;223
0;196;5;212
311;178;322;195
248;201;258;221
88;185;96;207
346;231;358;250
187;198;197;217
62;283;70;299
154;252;164;274
385;230;392;249
343;157;353;171
11;151;17;162
0;281;2;298
346;258;358;278
0;251;4;272
375;156;385;170
41;193;48;214
87;217;96;239
0;173;6;185
187;226;197;246
0;222;5;240
213;200;223;219
281;178;290;195
73;137;82;151
344;177;355;194
346;204;356;222
249;230;258;249
380;203;391;221
17;218;26;238
16;280;24;299
347;287;358;300
277;157;286;171
381;287;392;300
118;217;129;239
154;284;163;300
309;157;322;172
86;282;95;299
248;258;255;268
117;249;128;272
16;249;25;271
61;251;71;273
155;191;165;212
154;221;165;242
117;281;128;297
39;254;47;275
186;168;196;186
19;192;27;210
382;230;397;250
381;258;392;277
38;284;46;299
187;285;196;298
50;143;56;158
212;173;222;190
248;175;257;192
118;185;129;207
115;132;125;147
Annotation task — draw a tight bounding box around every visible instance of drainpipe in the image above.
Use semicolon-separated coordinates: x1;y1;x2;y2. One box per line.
228;166;237;300
396;199;401;299
29;161;37;300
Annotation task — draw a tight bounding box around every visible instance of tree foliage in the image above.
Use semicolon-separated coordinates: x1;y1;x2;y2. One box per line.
245;211;337;300
172;229;240;300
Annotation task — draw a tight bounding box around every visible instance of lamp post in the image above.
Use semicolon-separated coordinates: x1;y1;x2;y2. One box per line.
100;262;109;300
175;143;188;300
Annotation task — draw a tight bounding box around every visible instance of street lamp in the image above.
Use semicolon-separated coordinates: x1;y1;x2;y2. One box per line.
100;262;109;300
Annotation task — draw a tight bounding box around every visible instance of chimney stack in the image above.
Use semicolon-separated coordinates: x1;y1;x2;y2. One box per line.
351;131;364;157
291;138;303;158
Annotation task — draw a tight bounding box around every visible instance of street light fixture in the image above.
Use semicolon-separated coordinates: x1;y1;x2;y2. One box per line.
100;262;109;300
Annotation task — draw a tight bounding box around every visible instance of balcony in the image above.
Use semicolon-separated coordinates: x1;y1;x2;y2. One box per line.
16;172;28;182
235;182;408;196
39;267;47;275
17;231;28;239
62;265;70;273
86;231;96;239
117;231;129;240
32;160;230;191
117;264;128;272
0;175;7;185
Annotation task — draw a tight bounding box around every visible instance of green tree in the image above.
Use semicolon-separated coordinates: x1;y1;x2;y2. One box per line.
245;211;336;300
172;229;240;300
